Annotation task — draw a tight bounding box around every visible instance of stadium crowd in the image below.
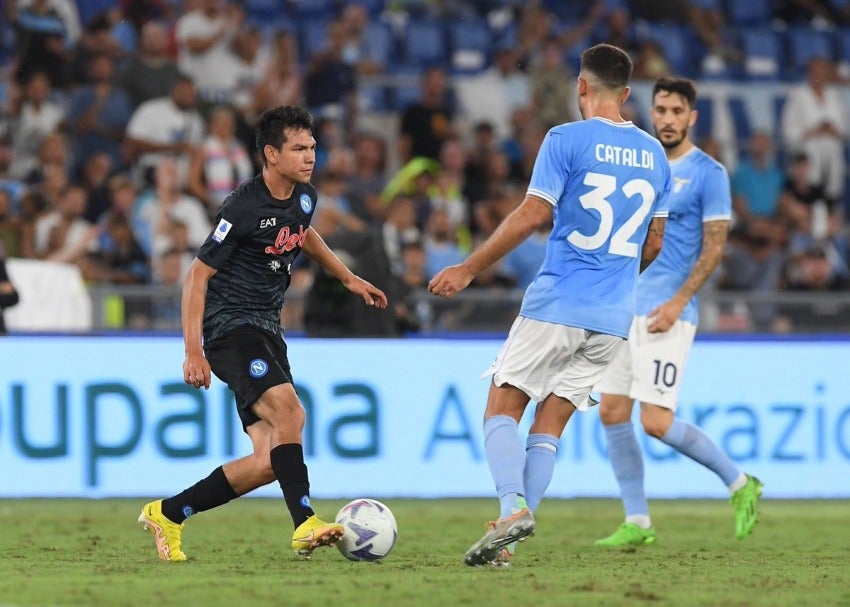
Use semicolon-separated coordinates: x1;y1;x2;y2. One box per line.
1;0;849;335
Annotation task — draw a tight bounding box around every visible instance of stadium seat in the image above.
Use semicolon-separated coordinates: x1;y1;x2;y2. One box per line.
362;21;395;69
447;18;492;74
401;18;448;68
740;27;782;81
642;23;695;78
724;0;774;26
388;65;424;111
289;0;337;19
694;97;714;141
244;0;286;23
298;18;330;60
786;26;834;79
75;0;115;26
347;0;386;17
727;97;753;144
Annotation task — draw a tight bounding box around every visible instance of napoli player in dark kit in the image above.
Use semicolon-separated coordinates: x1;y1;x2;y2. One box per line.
139;105;388;561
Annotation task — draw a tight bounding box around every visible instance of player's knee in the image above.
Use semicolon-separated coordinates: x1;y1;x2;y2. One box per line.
640;412;672;438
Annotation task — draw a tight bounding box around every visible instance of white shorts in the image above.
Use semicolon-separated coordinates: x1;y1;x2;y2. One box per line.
595;316;697;410
484;316;625;410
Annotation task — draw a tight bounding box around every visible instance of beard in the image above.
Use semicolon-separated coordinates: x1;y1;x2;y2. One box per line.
655;126;688;149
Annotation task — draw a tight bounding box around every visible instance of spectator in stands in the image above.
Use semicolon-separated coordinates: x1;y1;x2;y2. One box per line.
67;12;125;86
338;3;384;77
33;183;97;264
731;131;787;248
0;190;22;259
779;151;849;290
88;213;149;284
393;239;429;334
118;20;183;109
774;0;850;26
78;152;113;223
135;156;211;259
312;170;367;235
253;30;302;119
463;121;497;205
429;136;469;229
398;66;455;163
456;47;531;140
187;104;253;217
23;130;70;186
631;40;672;81
225;23;270;114
593;6;639;56
0;243;20;334
689;0;740;77
304;20;358;130
15;188;48;259
11;0;76;88
7;70;65;180
347;132;388;224
174;0;244;101
781;57;848;203
423;207;466;280
530;36;578;130
381;194;421;275
124;75;205;188
66;53;133;173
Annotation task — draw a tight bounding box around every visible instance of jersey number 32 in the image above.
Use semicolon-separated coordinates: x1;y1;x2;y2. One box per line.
568;172;656;258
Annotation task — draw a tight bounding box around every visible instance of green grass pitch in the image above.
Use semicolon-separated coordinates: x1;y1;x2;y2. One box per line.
0;498;847;607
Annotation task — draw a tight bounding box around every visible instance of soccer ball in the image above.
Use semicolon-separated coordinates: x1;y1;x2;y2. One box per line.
334;498;398;562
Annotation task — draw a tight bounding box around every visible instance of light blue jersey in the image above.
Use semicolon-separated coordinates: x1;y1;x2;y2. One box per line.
636;146;732;325
521;118;672;338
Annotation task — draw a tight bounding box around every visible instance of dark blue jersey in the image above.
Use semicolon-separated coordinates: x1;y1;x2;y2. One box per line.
197;175;317;343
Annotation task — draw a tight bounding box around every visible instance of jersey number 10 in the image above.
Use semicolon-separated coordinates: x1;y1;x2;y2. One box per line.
567;172;656;258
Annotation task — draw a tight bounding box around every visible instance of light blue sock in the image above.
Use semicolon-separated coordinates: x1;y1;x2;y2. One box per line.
523;433;559;513
660;418;740;486
604;422;649;519
483;415;526;518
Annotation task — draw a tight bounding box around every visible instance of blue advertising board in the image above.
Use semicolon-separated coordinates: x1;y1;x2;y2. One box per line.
0;336;848;498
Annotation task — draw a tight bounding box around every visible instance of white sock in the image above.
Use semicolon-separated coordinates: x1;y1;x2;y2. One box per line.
728;473;748;493
625;514;652;529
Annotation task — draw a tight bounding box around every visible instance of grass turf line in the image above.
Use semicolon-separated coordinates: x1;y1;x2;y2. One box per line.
0;498;848;607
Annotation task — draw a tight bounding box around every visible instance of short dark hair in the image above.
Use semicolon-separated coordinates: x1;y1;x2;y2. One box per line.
652;76;697;108
580;44;633;90
255;105;315;164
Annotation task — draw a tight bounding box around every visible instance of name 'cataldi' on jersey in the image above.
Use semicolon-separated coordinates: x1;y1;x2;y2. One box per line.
594;143;655;169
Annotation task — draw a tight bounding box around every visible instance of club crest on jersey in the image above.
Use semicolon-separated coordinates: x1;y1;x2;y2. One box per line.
211;218;233;243
300;193;313;213
265;225;307;255
673;177;690;194
259;217;277;229
249;358;269;378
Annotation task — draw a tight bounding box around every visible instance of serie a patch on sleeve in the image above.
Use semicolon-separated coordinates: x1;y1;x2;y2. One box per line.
211;219;233;243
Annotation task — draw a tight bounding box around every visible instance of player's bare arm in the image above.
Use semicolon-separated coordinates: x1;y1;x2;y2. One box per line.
640;216;666;274
182;258;217;389
301;227;388;308
429;194;553;298
648;218;729;333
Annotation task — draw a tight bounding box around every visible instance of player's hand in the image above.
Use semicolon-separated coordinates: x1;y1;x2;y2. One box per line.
345;275;388;309
427;264;474;299
647;298;685;333
184;351;212;389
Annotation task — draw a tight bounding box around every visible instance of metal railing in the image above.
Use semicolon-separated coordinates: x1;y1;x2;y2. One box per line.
87;283;850;335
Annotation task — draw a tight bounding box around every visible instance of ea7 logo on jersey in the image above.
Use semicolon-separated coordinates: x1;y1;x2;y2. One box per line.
211;219;233;243
260;217;277;229
265;225;307;255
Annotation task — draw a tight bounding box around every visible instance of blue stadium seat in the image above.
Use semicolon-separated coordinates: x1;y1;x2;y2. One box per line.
362;21;395;69
447;18;492;74
244;0;287;22
727;97;753;144
642;23;694;78
289;0;337;19
75;0;115;26
347;0;386;17
402;18;447;68
388;65;424;111
724;0;774;26
786;26;834;78
740;27;782;81
694;97;714;141
298;18;330;60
